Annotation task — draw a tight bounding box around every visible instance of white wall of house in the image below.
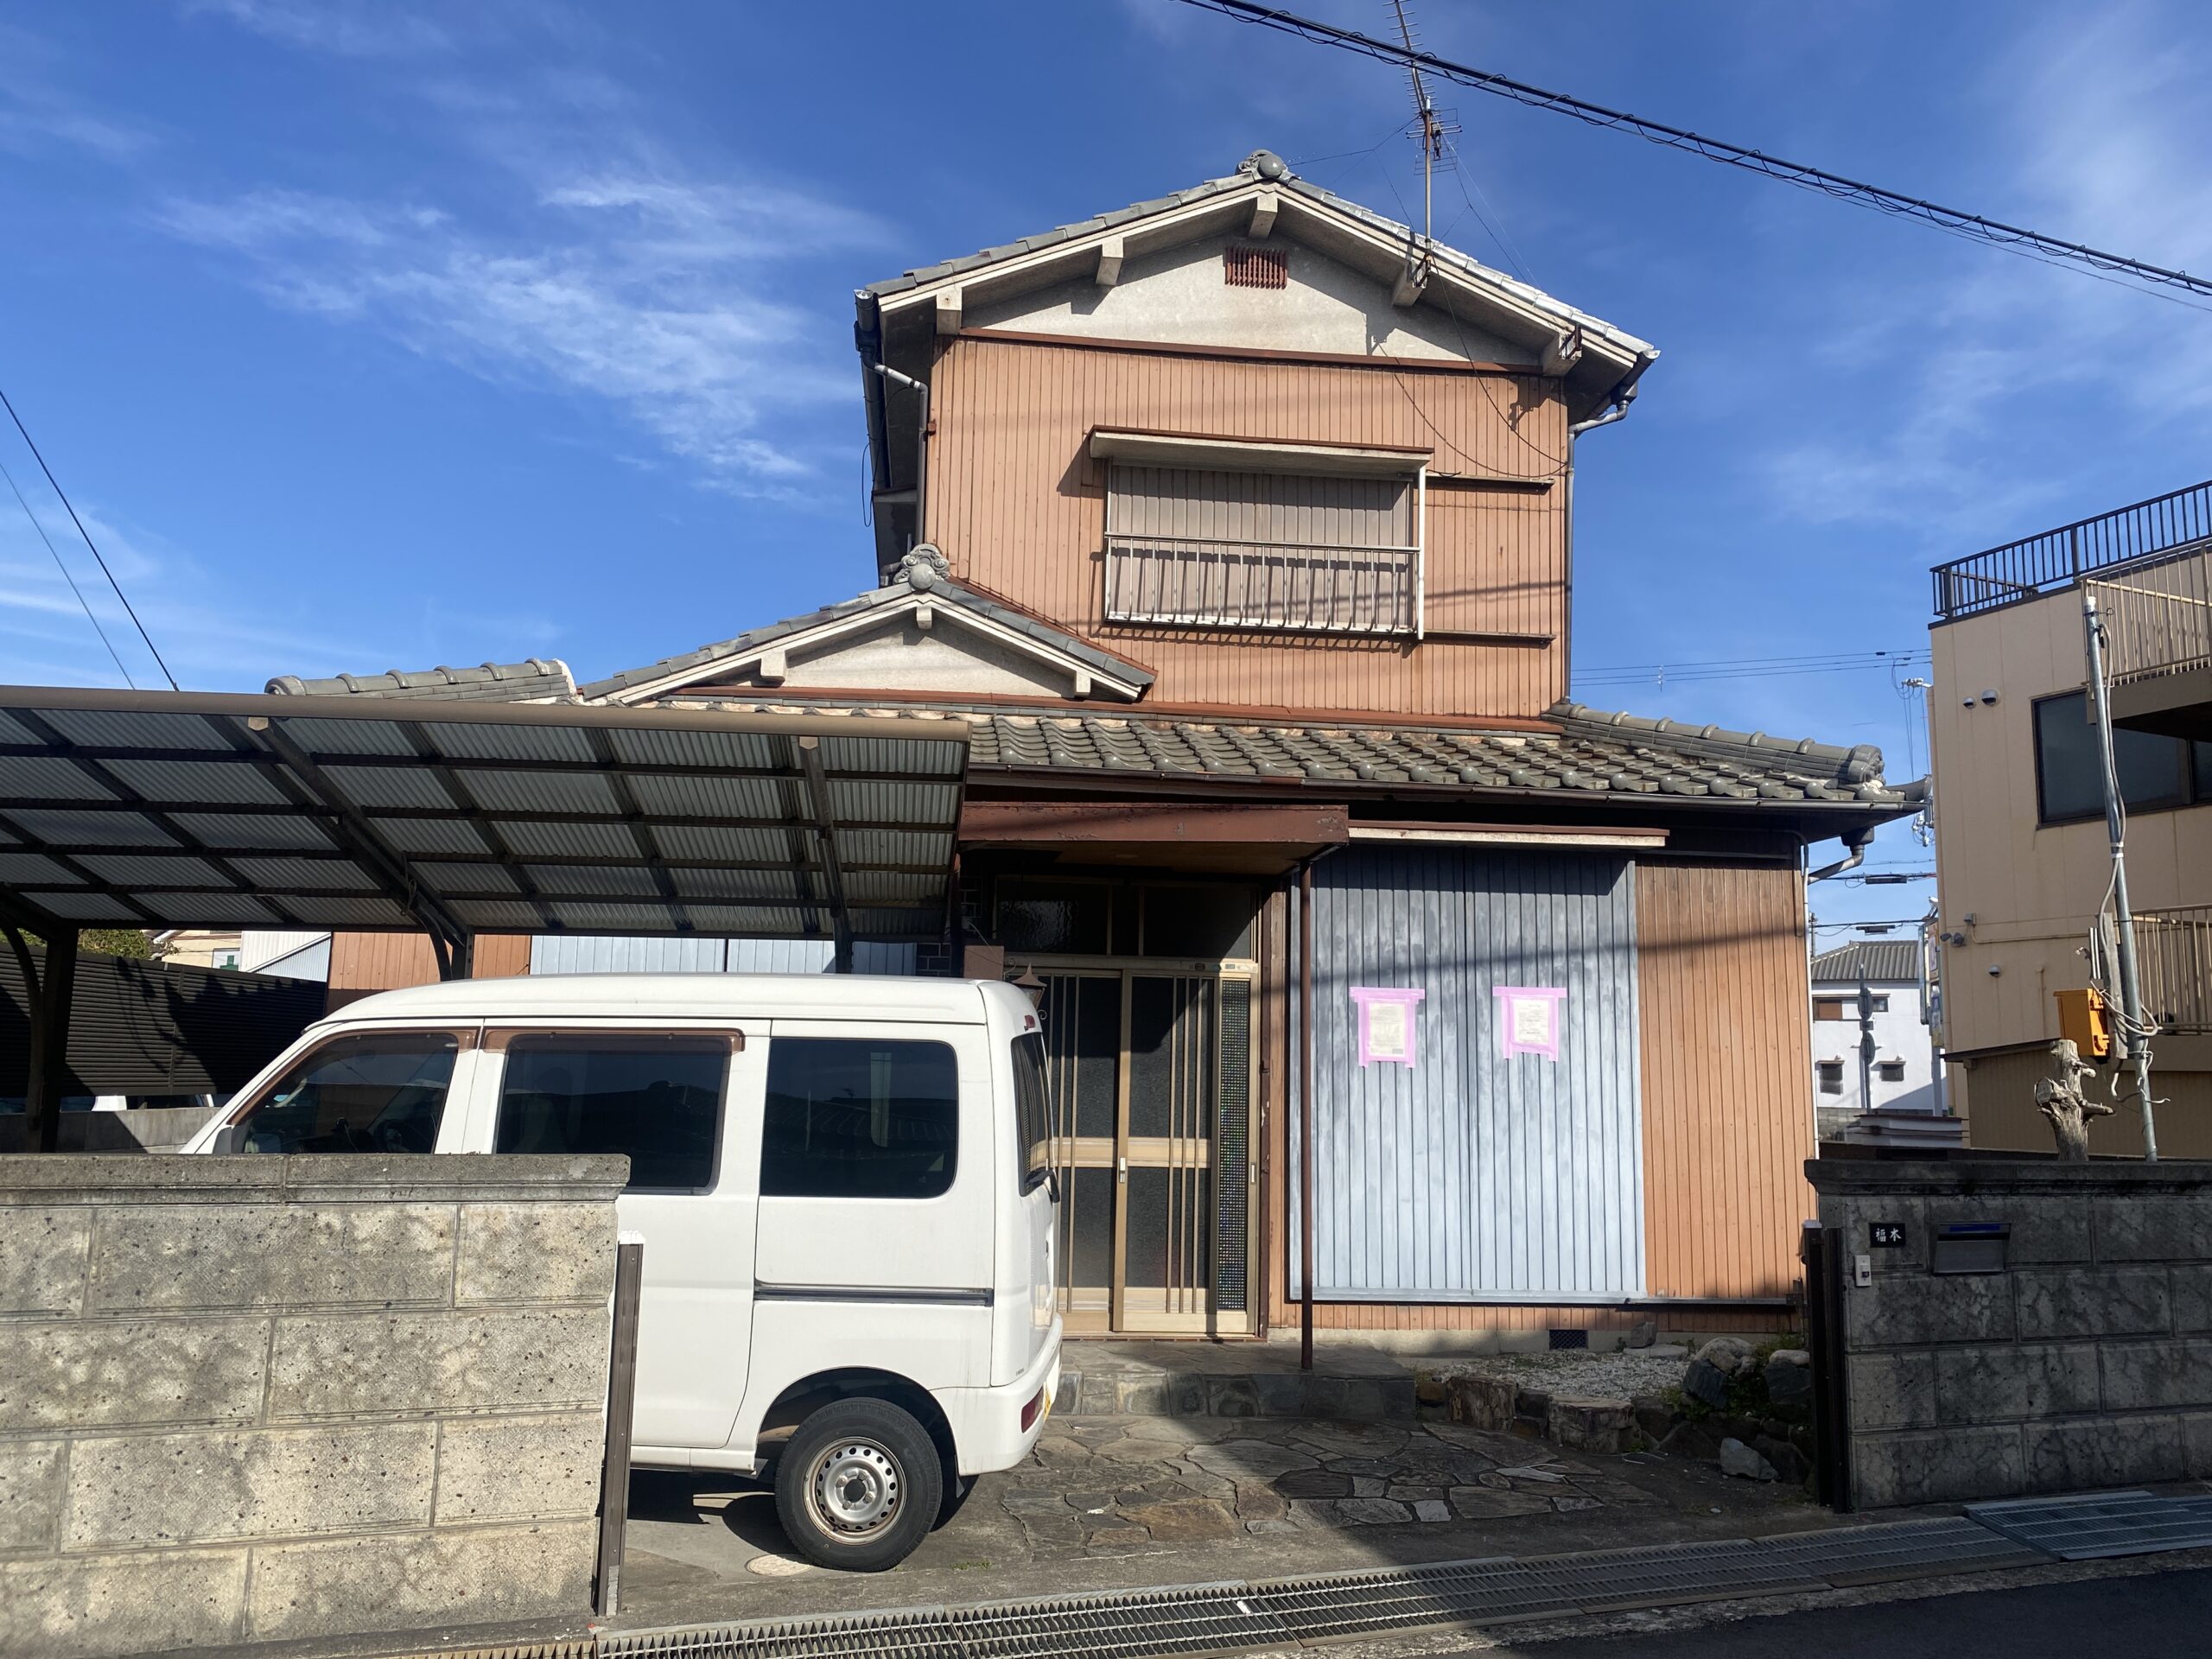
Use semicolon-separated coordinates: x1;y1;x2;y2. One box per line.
238;930;332;982
1813;978;1944;1114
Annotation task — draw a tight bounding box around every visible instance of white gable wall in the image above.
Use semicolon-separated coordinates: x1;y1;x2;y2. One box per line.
970;233;1527;363
708;615;1110;698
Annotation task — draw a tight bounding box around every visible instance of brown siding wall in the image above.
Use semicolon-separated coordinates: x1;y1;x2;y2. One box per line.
928;334;1567;718
1636;861;1814;1302
326;931;531;1011
1954;1050;2212;1159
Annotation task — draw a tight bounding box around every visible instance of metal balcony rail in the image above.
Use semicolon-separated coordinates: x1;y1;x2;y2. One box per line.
1930;477;2212;622
2137;906;2212;1035
2090;549;2212;687
1103;532;1420;637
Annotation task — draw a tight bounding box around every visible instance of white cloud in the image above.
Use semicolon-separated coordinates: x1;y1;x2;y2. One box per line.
0;23;154;159
180;0;453;59
158;170;885;490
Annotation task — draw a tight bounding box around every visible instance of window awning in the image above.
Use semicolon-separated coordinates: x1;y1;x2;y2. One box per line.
1088;429;1430;478
0;687;969;970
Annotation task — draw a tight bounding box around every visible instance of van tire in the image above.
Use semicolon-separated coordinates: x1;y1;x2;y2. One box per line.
775;1398;944;1572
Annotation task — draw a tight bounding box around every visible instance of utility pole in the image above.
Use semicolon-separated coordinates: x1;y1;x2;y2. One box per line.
1856;970;1876;1114
2082;587;2158;1160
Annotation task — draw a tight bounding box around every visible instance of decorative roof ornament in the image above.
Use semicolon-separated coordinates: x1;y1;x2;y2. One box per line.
897;544;951;592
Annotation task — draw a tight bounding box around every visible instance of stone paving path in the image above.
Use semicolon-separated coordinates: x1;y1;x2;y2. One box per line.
997;1414;1660;1560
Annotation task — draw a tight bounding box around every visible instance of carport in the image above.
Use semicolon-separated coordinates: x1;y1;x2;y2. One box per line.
0;685;969;1147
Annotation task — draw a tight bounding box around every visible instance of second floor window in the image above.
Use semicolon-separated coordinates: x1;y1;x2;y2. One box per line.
1103;461;1421;637
2033;690;2212;824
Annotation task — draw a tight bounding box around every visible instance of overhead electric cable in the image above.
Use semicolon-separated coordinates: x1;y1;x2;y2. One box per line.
0;385;178;690
0;455;136;688
1172;0;2212;303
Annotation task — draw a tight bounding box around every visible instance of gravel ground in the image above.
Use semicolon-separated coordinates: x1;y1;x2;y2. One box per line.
1424;1349;1695;1400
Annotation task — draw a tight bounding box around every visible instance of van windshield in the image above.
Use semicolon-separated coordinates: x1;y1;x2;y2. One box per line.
229;1033;458;1154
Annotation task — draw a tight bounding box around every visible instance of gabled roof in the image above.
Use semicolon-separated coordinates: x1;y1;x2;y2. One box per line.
578;550;1155;705
859;151;1657;411
265;659;575;702
1813;941;1923;984
624;691;1911;828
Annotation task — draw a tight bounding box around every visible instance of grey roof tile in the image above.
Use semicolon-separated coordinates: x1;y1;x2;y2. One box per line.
624;693;1910;819
264;659;575;702
1813;941;1923;984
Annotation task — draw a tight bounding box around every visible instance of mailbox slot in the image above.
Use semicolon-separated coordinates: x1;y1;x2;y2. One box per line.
1930;1222;2009;1276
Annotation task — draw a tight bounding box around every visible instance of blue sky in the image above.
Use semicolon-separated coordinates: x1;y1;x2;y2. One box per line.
4;0;2209;930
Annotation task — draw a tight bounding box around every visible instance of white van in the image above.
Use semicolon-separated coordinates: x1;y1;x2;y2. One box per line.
181;974;1062;1571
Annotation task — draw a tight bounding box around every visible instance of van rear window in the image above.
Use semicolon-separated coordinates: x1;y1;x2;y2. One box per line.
761;1038;958;1199
493;1035;728;1191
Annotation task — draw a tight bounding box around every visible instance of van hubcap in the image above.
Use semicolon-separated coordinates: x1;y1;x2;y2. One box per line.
810;1440;901;1534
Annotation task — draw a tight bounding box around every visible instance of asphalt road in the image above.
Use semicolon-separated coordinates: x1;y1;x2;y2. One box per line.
1501;1567;2212;1656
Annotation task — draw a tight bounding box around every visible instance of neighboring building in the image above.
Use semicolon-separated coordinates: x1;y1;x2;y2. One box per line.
1810;938;1942;1120
152;930;241;970
1929;481;2212;1155
238;930;334;982
270;153;1914;1340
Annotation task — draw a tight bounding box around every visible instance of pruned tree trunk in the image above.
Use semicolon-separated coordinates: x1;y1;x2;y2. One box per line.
2034;1038;2112;1162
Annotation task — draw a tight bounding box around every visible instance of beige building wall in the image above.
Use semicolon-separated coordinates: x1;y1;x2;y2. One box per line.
1929;585;2212;1151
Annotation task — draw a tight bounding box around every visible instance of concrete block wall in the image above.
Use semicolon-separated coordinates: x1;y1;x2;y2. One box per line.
0;1153;625;1659
0;1106;221;1154
1809;1157;2212;1510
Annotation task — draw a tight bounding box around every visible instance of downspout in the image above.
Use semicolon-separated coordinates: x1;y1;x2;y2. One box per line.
1299;856;1316;1375
872;363;929;554
1808;826;1876;883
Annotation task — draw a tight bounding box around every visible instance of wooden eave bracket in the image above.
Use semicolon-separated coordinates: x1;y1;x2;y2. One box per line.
1391;251;1429;309
1095;236;1124;288
1249;188;1278;239
935;288;963;335
1541;328;1585;377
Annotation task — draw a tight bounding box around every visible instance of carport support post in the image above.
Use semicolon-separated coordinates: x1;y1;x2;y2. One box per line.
24;927;75;1154
1299;859;1316;1373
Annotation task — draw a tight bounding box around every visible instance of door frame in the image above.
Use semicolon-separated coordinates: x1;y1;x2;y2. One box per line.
1018;953;1260;1337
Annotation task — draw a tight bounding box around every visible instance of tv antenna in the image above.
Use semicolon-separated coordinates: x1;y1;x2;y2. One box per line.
1389;0;1456;264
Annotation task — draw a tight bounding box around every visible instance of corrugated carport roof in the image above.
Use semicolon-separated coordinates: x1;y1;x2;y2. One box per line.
0;687;968;965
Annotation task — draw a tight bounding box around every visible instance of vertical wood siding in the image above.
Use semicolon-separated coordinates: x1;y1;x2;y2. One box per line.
929;335;1567;716
1636;862;1814;1301
1289;845;1644;1301
327;931;531;996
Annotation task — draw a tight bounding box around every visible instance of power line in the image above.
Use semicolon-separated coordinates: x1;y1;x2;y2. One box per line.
1573;647;1929;687
1173;0;2212;303
0;385;178;691
0;455;136;688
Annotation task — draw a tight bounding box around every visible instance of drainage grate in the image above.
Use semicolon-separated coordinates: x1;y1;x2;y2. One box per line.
1966;1491;2212;1560
956;1586;1286;1659
1760;1518;2049;1586
601;1608;960;1659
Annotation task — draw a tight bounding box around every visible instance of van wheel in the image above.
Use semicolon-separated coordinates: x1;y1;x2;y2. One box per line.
775;1398;943;1572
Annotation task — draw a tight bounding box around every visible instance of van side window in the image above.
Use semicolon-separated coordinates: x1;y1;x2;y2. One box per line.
761;1038;958;1199
1010;1032;1052;1189
231;1033;457;1154
494;1035;728;1192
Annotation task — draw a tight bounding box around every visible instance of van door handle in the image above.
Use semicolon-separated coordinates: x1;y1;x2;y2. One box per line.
1117;1155;1128;1185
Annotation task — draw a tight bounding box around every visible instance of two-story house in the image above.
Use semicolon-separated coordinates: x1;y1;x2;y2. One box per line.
276;153;1912;1344
1928;485;2212;1155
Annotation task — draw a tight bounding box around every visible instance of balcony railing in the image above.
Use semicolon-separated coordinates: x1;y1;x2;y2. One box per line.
1930;477;2212;622
1103;533;1420;637
2137;906;2212;1035
2092;548;2212;689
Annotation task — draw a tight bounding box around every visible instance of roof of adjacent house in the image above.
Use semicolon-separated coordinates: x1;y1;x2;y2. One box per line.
264;659;576;702
576;552;1156;703
859;153;1656;372
624;691;1913;819
1813;940;1923;984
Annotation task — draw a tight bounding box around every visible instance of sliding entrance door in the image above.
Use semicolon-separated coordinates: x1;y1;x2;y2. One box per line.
1033;962;1255;1335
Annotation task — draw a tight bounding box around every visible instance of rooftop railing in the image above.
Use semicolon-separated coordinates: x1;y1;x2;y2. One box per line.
1930;478;2212;623
2138;905;2212;1036
2091;548;2212;689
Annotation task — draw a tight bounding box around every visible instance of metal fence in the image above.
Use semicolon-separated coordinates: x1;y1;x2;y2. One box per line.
1930;478;2212;622
2091;549;2212;688
2138;906;2212;1035
1103;533;1420;636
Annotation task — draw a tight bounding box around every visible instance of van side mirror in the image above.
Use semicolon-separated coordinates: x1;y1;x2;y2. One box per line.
209;1124;249;1154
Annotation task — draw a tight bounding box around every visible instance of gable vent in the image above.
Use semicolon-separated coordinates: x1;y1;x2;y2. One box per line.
1223;245;1287;289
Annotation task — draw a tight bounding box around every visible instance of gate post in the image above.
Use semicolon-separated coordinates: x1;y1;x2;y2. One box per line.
1800;1219;1853;1512
594;1232;645;1616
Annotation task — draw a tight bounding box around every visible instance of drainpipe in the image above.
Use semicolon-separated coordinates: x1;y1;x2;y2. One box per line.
1561;381;1640;698
1299;857;1316;1375
872;363;928;554
1808;827;1875;883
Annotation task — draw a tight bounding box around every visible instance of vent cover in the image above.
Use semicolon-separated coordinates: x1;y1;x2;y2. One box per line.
1223;245;1287;289
1548;1327;1589;1351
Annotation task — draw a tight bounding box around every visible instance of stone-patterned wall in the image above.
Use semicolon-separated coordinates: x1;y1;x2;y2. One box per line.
0;1154;624;1659
1809;1157;2212;1510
